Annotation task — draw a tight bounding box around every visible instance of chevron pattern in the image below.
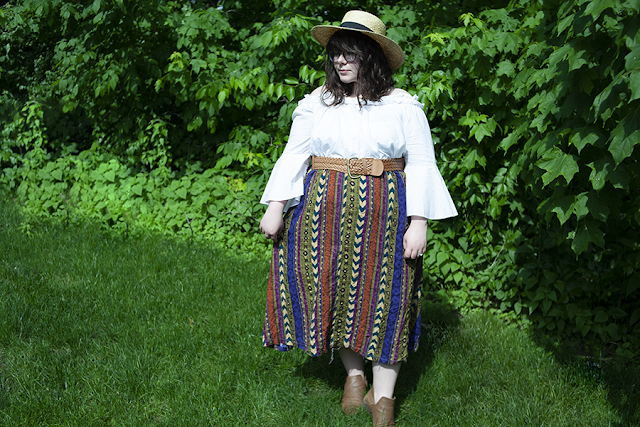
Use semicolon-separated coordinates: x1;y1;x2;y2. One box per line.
277;244;293;346
329;174;350;350
262;169;423;364
343;176;368;347
366;174;395;359
308;171;327;353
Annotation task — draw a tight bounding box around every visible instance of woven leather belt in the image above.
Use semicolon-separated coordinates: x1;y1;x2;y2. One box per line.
311;156;404;178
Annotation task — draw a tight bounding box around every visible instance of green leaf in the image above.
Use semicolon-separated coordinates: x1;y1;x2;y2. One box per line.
557;15;573;35
594;310;608;323
187;116;203;132
609;307;628;320
625;45;640;71
514;301;522;315
592;74;625;121
218;90;227;105
196;86;207;100
567;48;588;71
587;158;611;190
286;86;295;102
462;147;487;169
572;218;606;254
630;71;640;101
630;308;640;326
498;132;519;152
571;192;589;220
607;323;620;340
244;97;254;111
536;147;580;186
109;74;118;91
585;0;617;20
51;169;63;181
496;60;515;77
191;59;207;74
608;165;630;189
566;304;578;319
104;170;116;183
493;31;520;54
260;31;273;48
627;273;640;296
550;194;574;225
470;122;495;142
569;129;600;153
176;187;188;199
93;11;104;24
299;65;309;82
608;112;640;164
586;190;610;221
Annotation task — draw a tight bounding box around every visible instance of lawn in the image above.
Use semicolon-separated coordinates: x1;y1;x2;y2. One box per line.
1;196;638;426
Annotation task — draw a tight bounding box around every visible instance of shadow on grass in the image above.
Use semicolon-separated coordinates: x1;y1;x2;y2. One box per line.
531;331;640;426
0;370;9;412
291;298;461;407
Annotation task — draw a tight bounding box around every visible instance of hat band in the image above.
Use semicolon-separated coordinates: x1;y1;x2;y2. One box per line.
340;21;373;32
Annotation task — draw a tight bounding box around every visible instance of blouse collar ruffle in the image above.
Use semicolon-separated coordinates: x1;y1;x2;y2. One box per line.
300;91;424;109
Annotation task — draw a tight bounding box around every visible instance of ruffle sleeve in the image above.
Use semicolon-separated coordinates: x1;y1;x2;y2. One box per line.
260;95;316;211
403;101;458;219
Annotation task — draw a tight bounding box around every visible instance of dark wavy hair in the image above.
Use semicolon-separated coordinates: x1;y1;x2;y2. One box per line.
322;30;393;107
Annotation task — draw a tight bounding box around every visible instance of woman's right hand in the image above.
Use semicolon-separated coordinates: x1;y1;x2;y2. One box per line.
259;201;286;241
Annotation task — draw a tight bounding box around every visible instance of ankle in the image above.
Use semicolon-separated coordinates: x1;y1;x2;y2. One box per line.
346;371;365;380
373;389;394;404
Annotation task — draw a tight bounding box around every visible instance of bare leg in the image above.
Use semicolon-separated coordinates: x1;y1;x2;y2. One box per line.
372;361;401;403
338;348;368;415
339;348;365;379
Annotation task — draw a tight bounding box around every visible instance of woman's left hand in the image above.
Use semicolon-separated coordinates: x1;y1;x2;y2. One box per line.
403;216;427;259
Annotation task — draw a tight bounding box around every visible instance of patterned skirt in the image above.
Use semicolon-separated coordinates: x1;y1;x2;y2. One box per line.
262;169;422;364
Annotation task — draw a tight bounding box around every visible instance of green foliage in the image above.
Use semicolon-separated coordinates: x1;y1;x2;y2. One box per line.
387;0;640;359
4;148;270;252
1;0;639;359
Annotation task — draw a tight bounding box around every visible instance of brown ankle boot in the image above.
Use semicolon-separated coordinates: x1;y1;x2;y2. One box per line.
363;387;396;427
341;375;368;414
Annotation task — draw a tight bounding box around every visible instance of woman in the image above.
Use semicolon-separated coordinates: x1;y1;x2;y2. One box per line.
259;10;457;427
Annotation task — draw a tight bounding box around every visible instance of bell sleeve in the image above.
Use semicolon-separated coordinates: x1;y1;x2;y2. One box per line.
403;103;458;220
260;95;315;212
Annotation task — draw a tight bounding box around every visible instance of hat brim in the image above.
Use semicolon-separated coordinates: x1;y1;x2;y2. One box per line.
310;25;405;71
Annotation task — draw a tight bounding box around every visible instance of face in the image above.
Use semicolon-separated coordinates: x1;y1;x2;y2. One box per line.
331;52;361;84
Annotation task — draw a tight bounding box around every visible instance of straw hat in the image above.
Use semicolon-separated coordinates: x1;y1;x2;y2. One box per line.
310;10;405;71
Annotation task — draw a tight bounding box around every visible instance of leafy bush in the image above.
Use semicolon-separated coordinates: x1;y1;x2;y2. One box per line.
1;0;638;358
392;0;640;358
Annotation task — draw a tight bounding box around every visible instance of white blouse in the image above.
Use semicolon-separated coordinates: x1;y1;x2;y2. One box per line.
260;92;458;220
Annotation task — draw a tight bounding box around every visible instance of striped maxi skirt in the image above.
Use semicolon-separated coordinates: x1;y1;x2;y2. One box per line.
262;168;422;364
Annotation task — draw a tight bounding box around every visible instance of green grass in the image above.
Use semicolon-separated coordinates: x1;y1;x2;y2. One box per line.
1;196;638;426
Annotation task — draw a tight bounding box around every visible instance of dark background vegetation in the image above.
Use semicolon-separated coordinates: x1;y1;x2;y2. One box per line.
1;0;638;362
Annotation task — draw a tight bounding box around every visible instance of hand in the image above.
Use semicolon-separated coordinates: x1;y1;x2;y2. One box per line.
403;216;427;259
260;201;286;241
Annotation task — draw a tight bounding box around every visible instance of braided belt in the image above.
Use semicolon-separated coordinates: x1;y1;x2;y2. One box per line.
311;156;405;178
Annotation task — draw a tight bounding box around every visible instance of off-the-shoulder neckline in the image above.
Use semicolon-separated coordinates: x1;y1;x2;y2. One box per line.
301;91;423;107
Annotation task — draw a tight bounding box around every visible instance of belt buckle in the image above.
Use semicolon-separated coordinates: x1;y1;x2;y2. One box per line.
370;159;384;176
347;157;360;179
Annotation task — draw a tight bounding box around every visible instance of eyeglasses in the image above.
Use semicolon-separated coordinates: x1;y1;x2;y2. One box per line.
328;51;358;63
